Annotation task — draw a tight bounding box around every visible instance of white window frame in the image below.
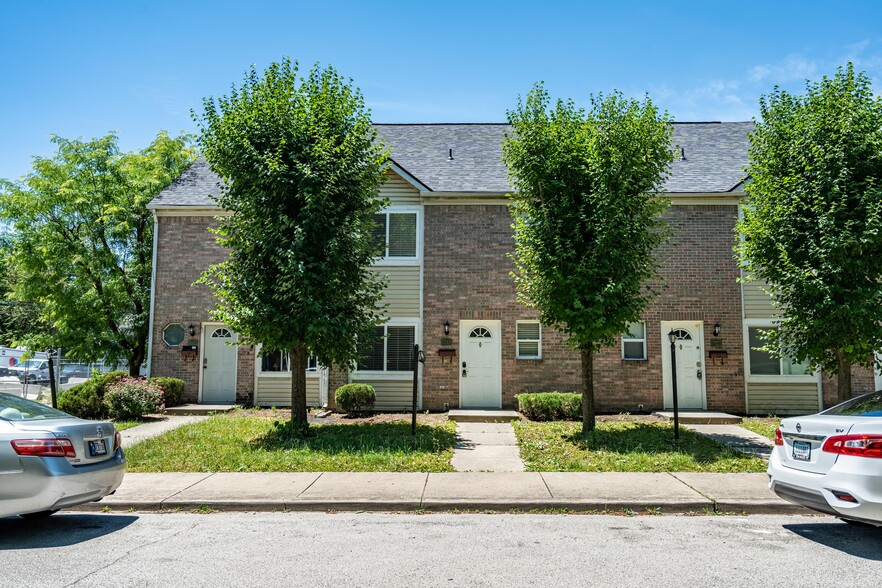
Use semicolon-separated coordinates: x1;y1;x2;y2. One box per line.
743;319;818;383
621;322;647;361
516;320;542;360
372;206;422;266
353;319;421;380
255;345;320;379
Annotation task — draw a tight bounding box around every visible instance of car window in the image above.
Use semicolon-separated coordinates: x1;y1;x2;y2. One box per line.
16;360;44;369
821;390;882;417
0;393;72;421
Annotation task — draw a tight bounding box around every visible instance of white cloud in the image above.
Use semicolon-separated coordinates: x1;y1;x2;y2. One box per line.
748;54;819;84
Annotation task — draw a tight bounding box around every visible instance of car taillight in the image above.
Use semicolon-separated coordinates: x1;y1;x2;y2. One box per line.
11;438;76;458
774;428;784;446
822;434;882;458
113;431;121;452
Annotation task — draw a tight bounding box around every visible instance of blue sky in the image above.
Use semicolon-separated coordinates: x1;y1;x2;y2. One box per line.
2;0;881;181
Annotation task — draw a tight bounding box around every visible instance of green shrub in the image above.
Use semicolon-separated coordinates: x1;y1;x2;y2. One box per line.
105;378;164;420
515;392;581;421
149;377;186;407
57;370;129;419
335;384;376;416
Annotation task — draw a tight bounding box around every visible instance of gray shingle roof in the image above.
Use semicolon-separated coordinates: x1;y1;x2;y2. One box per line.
149;122;752;208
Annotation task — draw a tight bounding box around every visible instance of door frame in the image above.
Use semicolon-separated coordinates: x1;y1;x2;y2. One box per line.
659;320;707;410
198;322;238;403
458;319;502;409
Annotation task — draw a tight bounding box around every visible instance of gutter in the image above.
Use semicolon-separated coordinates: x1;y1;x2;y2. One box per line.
146;209;159;378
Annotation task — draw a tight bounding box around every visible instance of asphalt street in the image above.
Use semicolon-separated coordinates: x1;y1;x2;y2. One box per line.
0;512;880;587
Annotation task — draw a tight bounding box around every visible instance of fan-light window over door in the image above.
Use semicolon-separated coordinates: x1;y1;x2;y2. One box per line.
470;327;491;338
212;328;233;339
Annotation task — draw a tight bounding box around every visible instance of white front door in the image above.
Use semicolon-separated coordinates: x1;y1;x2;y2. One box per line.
459;320;502;409
202;325;238;403
660;321;706;410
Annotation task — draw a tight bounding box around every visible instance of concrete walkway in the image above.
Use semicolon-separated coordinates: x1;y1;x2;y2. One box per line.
685;424;774;461
120;416;207;448
79;471;801;514
452;422;525;472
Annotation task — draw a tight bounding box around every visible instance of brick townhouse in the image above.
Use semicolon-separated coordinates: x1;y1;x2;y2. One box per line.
147;122;873;416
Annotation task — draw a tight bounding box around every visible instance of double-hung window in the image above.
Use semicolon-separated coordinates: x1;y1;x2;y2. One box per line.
358;325;416;372
747;326;810;376
372;210;418;260
622;322;647;360
259;349;319;374
516;321;541;359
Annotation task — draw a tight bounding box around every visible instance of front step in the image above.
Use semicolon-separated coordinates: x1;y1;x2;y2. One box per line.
448;409;520;423
163;403;238;416
653;411;742;425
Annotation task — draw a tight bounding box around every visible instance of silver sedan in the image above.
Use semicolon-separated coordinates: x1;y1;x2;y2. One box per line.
0;393;125;519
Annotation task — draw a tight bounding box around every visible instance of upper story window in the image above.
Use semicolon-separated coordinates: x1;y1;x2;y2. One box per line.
747;327;810;376
516;321;541;359
622;322;647;360
372;211;418;260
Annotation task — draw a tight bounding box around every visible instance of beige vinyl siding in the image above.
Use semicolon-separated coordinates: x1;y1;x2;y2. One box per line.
380;169;420;204
746;382;820;415
255;375;321;407
743;279;777;319
372;265;420;317
350;378;415;410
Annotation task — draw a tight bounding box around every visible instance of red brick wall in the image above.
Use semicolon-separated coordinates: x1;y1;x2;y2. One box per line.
149;215;254;403
422;204;746;413
821;365;876;408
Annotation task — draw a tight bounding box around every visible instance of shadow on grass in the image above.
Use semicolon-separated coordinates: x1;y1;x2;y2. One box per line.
560;423;753;465
251;421;457;455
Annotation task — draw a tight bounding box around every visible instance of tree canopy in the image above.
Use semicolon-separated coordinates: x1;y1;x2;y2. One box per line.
503;84;673;432
0;132;194;374
195;58;389;427
738;63;882;403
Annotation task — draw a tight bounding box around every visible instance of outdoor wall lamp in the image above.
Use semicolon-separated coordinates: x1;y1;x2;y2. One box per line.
713;322;721;337
187;324;196;337
443;320;450;336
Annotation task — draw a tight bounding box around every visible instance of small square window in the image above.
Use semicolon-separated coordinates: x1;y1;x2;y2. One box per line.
622;322;647;360
748;327;811;376
517;321;541;359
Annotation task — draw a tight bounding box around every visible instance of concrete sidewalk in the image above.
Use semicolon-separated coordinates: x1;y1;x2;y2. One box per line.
76;471;806;515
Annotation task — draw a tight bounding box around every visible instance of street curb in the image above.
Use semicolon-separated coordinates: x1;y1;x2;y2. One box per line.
71;498;810;515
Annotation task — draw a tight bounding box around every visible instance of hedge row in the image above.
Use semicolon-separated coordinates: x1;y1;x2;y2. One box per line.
515;392;581;421
58;372;186;420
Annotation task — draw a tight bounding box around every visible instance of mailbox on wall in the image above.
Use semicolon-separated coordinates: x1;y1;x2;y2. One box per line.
181;344;198;358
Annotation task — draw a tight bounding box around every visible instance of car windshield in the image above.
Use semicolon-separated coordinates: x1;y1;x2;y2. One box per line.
821;390;882;417
0;393;72;421
16;360;44;369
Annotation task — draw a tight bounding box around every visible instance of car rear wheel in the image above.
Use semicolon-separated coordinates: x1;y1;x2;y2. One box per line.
19;509;59;519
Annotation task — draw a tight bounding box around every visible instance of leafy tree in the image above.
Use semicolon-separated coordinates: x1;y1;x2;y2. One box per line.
0;132;194;375
737;64;882;403
195;58;389;428
0;231;47;346
503;85;673;433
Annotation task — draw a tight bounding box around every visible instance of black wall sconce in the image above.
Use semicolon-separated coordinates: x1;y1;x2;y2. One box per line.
712;322;721;337
443;320;450;336
188;324;196;337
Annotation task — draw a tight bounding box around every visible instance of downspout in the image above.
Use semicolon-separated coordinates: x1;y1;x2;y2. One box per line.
146;209;159;377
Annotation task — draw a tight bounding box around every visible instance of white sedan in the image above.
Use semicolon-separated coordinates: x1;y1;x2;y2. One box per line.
768;390;882;526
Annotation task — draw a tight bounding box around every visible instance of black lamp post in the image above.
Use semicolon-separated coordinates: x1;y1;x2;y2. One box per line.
668;330;680;440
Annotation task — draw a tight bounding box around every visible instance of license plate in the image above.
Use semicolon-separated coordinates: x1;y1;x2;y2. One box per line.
792;440;811;461
89;439;107;456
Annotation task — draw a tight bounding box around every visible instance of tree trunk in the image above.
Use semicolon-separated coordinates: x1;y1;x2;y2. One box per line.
581;346;596;434
290;344;309;428
129;345;145;377
836;350;852;405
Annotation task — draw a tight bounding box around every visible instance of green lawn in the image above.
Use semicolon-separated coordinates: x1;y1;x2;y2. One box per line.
112;420;144;432
125;414;457;472
513;421;767;473
740;418;781;441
